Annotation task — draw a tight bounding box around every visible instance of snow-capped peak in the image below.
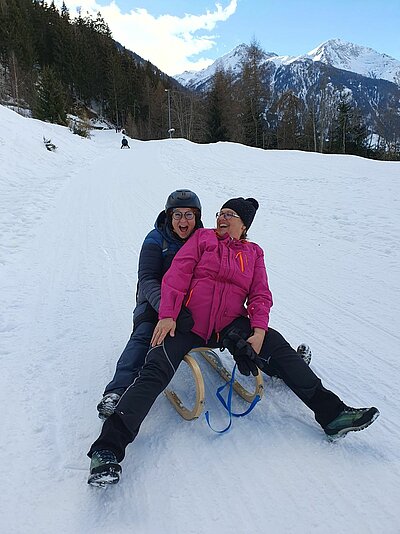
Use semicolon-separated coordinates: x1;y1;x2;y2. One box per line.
175;44;277;89
174;44;247;86
304;38;400;83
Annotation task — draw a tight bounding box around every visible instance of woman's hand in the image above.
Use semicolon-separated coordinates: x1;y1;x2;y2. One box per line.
151;318;176;347
246;328;266;355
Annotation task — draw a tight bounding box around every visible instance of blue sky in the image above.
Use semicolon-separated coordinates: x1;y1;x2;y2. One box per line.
60;0;400;75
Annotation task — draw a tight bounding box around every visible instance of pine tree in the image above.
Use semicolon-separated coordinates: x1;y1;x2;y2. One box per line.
332;93;368;156
60;1;69;20
336;95;352;153
303;98;318;152
206;68;232;142
34;65;67;124
94;12;111;37
374;102;400;159
237;38;269;147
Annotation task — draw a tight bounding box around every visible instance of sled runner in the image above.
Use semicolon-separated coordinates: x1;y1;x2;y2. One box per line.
165;348;264;420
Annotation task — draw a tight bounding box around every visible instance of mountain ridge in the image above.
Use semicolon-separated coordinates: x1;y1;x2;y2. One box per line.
175;38;400;89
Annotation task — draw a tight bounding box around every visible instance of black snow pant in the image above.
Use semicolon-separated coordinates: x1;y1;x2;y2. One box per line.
104;321;156;396
88;317;345;462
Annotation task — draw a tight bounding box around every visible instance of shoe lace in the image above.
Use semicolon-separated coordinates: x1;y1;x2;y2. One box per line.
95;449;117;464
297;344;308;354
99;394;119;408
105;393;120;403
342;406;365;414
297;345;311;365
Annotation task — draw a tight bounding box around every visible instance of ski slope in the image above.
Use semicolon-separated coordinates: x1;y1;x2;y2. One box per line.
1;105;399;534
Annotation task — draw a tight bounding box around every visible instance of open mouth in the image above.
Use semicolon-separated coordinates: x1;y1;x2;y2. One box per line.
178;224;190;235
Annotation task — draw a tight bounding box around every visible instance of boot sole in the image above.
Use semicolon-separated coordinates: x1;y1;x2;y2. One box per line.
88;466;121;487
326;409;380;441
297;344;312;366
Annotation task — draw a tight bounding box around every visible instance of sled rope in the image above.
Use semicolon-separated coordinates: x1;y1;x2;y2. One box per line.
165;349;264;421
205;364;261;433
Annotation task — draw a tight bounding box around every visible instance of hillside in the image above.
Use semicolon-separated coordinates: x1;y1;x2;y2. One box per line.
1;106;400;534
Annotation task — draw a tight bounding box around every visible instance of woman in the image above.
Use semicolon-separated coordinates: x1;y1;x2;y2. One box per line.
88;197;379;486
96;189;203;420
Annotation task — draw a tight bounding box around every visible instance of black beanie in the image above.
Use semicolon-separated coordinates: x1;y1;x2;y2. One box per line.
221;197;259;230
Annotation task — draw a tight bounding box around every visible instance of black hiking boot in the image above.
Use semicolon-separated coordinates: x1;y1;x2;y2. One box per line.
97;393;121;420
88;450;122;487
296;343;312;366
324;406;380;440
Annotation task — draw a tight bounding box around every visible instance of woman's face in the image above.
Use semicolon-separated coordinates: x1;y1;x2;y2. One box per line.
216;208;246;240
171;208;196;239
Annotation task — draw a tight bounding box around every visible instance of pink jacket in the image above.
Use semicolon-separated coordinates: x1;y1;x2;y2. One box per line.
159;228;273;341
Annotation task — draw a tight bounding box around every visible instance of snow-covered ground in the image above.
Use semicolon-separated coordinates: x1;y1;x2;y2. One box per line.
1;105;399;534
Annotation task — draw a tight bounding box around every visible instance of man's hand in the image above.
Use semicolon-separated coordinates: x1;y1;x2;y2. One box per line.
222;330;259;376
151;318;176;347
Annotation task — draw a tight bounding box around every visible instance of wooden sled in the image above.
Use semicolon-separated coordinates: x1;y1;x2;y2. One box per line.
165;348;264;420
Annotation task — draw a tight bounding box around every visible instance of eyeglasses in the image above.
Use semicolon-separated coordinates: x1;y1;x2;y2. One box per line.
215;211;241;220
172;210;195;221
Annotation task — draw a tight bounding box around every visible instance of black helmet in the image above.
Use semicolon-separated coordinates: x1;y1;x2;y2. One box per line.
165;189;201;214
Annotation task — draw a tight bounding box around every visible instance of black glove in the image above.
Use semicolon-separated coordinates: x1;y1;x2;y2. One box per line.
222;329;259;376
175;306;194;333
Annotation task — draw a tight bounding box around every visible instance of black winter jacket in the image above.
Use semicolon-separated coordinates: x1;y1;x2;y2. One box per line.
132;211;202;327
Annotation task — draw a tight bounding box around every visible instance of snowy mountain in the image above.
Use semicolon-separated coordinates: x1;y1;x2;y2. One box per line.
176;43;277;89
175;43;245;90
175;39;400;142
1;104;400;533
175;39;400;89
304;39;400;83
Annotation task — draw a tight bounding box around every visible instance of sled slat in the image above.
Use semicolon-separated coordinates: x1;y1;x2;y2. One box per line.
165;348;265;420
196;348;264;403
165;354;205;420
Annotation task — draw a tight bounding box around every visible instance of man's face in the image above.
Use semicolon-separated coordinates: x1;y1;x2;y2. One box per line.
171;208;196;239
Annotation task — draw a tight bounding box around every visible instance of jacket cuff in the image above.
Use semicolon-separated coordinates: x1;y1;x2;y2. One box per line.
159;310;179;321
250;319;269;331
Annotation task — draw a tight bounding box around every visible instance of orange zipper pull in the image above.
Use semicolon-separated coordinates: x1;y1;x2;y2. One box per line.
236;251;244;272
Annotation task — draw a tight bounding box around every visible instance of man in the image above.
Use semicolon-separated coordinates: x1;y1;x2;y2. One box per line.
121;137;130;149
96;189;203;419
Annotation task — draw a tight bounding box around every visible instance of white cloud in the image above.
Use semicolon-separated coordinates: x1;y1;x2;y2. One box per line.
57;1;238;75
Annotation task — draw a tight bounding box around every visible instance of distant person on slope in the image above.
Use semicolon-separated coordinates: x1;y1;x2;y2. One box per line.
96;190;203;421
121;136;130;149
88;197;379;486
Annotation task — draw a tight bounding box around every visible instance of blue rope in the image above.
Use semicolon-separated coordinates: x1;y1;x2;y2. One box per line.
205;364;261;434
